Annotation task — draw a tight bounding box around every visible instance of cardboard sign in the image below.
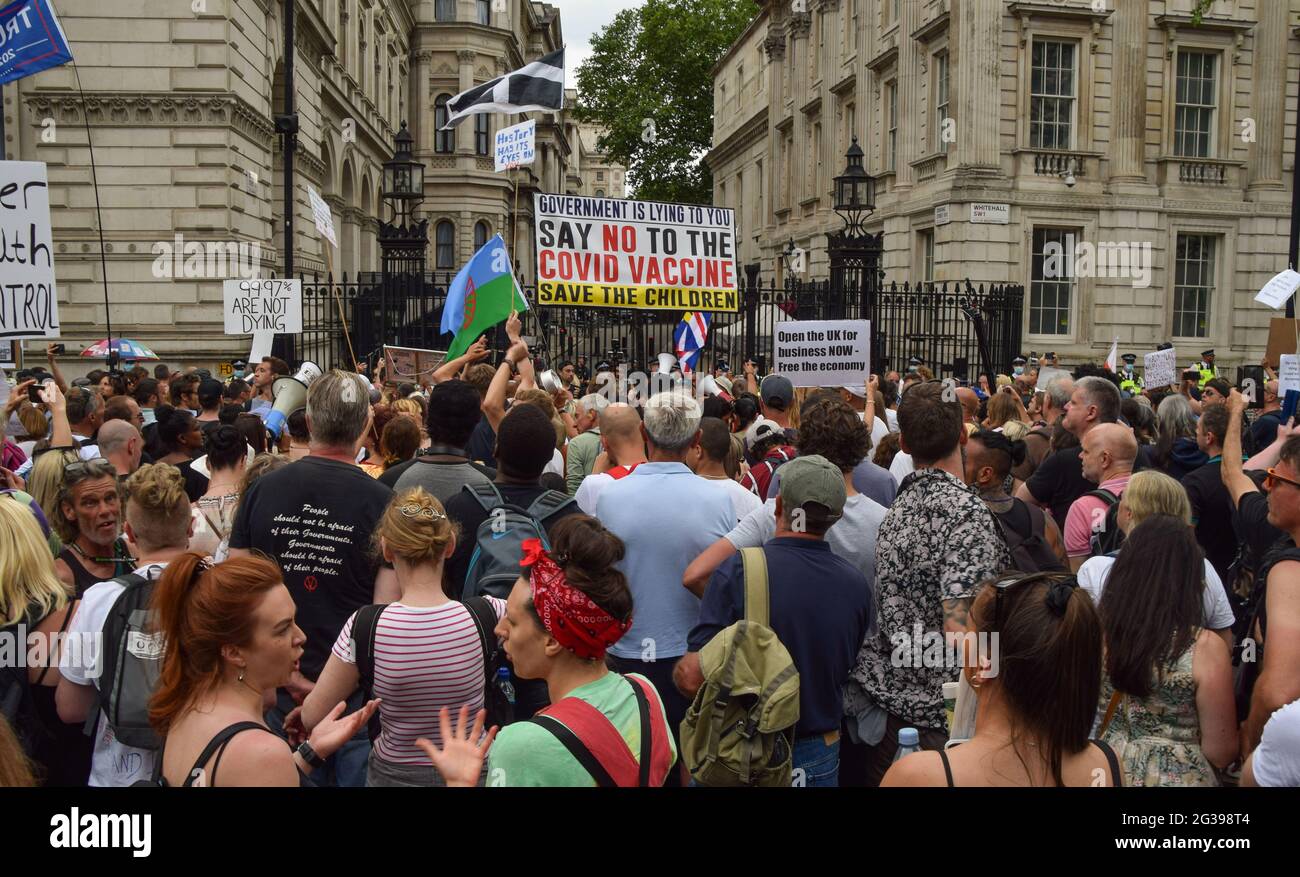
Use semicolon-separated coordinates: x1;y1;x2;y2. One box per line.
1265;317;1300;368
534;194;738;311
1034;366;1071;393
772;320;870;388
494;120;536;172
224;279;301;334
384;344;447;382
1279;354;1300;396
0;161;59;339
1256;269;1300;310
1143;348;1178;390
307;186;338;249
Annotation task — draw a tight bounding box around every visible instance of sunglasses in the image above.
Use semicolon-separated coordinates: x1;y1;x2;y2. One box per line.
64;458;116;481
985;571;1077;632
1264;467;1300;492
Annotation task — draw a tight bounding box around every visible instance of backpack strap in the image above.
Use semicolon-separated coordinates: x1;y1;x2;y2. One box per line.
625;674;674;787
464;481;505;514
351;604;388;695
739;547;770;628
1090;737;1124;788
463;597;498;688
34;599;77;687
525;489;576;521
185;721;268;787
1085;488;1120;508
530;693;642;787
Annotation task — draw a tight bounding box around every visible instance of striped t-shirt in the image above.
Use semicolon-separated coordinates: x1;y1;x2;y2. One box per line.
332;598;506;764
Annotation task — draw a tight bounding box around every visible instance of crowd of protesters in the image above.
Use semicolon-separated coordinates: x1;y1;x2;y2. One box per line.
1;332;1297;790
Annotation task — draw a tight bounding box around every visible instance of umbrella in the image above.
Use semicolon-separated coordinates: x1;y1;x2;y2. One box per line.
80;338;160;361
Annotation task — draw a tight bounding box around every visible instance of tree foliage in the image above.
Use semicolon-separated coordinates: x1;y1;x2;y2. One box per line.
575;0;755;205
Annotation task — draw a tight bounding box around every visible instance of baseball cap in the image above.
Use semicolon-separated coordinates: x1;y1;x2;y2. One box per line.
841;384;867;398
745;416;783;451
778;454;846;523
197;378;224;408
760;374;794;407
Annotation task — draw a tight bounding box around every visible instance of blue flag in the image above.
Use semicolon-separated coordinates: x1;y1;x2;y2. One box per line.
0;0;74;86
440;234;529;358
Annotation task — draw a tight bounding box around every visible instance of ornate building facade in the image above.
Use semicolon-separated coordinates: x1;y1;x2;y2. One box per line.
706;0;1299;366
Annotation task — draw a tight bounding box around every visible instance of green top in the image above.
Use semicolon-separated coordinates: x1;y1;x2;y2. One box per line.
486;671;676;787
564;428;602;495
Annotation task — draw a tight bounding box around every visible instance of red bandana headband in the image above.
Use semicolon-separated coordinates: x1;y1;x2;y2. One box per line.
520;538;631;660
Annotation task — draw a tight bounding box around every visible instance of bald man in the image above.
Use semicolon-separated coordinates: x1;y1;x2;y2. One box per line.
955;386;981;425
1062;423;1138;571
97;419;144;481
574;403;648;513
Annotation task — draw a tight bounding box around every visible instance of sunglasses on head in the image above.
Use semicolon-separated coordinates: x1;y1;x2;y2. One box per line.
1264;467;1300;492
64;458;116;482
985;571;1078;632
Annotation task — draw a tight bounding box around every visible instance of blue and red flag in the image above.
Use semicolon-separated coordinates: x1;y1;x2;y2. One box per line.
673;311;710;375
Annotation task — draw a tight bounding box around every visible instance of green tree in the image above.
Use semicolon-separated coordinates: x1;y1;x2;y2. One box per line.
575;0;755;205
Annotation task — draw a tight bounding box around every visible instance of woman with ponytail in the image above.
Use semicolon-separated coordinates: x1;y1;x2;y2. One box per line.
884;572;1120;786
189;425;250;560
152;405;208;501
151;552;378;787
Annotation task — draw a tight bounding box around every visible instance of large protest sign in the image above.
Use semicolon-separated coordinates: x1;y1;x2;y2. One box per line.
0;1;74;85
223;279;302;334
384;344;447;382
1279;355;1300;396
307;186;337;248
494;120;535;172
1143;347;1178;389
773;320;870;388
0;161;58;339
534;194;738;311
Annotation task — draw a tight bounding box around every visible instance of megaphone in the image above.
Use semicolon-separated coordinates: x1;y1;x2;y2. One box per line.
538;369;564;393
698;373;732;402
657;353;677;375
265;361;322;438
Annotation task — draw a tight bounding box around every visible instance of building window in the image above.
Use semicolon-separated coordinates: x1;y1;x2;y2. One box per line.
719;181;726;208
1174;51;1217;158
919;229;935;284
810;122;822;200
475;115;490;155
1030;39;1076;150
436;0;455;21
594;189;605;198
1030;227;1075;336
477;0;490;25
1173;234;1216;338
474;220;491;250
737;63;744;106
755;158;763;226
736;171;744;231
851;0;858;51
596;171;604;181
436;221;455;268
934;50;950;151
886;81;897;172
435;95;453;153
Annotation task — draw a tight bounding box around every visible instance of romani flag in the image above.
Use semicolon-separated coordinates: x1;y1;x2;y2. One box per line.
674;311;710;374
440;234;529;358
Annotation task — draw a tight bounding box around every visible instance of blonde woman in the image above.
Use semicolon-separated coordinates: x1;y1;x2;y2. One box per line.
0;500;91;785
26;448;79;532
298;487;506;787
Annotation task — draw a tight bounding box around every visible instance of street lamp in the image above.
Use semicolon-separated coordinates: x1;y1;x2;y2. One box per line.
833;136;875;235
378;120;429;350
382;121;425;226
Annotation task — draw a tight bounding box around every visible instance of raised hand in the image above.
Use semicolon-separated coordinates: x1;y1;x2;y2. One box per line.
414;705;497;788
307;698;380;760
467;336;490;362
506;310;522;344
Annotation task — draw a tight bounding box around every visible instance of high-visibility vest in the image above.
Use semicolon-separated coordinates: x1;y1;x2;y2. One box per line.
1197;364;1219;389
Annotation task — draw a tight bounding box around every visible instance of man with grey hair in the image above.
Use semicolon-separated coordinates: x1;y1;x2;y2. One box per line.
594;390;734;780
228;369;396;788
1019;373;1073;480
97;419;144;481
564;392;610;495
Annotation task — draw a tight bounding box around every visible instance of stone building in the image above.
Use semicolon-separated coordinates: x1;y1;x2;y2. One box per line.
8;0;619;369
706;0;1299;367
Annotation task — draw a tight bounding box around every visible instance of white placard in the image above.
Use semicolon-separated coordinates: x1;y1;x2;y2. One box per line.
223;279;302;335
247;331;274;367
1256;269;1300;310
773;320;870;388
494;120;536;172
1280;355;1300;395
934;204;951;226
970;202;1010;224
0;161;59;339
1035;366;1071;393
307;186;338;249
1143;348;1179;389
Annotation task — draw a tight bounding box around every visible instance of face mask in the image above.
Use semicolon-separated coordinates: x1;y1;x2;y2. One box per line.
1013;366;1023;376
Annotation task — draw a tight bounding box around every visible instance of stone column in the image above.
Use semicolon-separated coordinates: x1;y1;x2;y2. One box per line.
412;50;432;156
953;0;1001;171
1109;0;1148;184
763;25;786;277
787;12;810;204
1249;2;1287;193
342;207;361;277
893;0;919;191
456;50;476;160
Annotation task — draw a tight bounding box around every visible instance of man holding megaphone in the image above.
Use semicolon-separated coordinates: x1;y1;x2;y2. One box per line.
264;362;324;439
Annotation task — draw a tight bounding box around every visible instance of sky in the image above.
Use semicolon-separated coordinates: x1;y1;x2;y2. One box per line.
558;0;644;91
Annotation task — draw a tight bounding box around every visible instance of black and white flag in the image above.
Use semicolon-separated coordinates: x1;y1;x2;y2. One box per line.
441;47;565;129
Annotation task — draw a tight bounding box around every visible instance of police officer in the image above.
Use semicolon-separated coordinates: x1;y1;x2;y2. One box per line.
1119;353;1143;396
907;355;924;373
1196;349;1220;389
1011;355;1028;378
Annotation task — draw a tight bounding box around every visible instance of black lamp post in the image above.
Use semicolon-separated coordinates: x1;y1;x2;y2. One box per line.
827;136;884;351
382;121;425;228
833;136;875;235
378;121;429;350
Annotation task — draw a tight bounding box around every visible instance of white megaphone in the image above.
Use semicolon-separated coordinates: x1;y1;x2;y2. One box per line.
657;353;677;375
698;373;732;401
538;369;564;393
265;361;322;438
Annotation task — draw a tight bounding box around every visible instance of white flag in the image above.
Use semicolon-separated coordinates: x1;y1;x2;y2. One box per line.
1105;337;1118;372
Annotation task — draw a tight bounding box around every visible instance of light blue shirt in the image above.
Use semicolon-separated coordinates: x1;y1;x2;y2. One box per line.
595;461;735;660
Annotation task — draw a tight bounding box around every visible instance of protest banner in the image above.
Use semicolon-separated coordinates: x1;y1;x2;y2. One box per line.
1144;347;1178;389
1279;354;1300;396
223;279;302;334
0;1;74;86
534;194;738;311
772;320;870;388
384;344;447;382
1265;317;1300;368
1256;269;1300;311
1035;366;1071;393
494;120;535;172
0;161;58;339
307;186;338;249
247;331;274;367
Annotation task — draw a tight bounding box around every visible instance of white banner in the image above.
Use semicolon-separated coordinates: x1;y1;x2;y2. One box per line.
1279;355;1300;396
307;186;338;248
494;120;536;172
223;279;302;335
1143;347;1178;389
0;161;59;339
1256;269;1300;310
1035;366;1071;393
773;320;870;388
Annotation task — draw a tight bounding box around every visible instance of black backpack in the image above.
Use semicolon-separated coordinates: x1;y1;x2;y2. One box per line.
351;597;512;742
90;573;163;750
1085;489;1125;557
1233;544;1300;721
993;499;1066;573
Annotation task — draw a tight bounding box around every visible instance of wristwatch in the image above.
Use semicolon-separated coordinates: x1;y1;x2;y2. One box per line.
296;741;326;769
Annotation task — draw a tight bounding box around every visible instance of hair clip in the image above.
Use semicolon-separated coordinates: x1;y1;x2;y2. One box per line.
399;503;445;521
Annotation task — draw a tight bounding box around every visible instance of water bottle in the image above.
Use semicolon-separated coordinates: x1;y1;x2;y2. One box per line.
495;666;516;706
892;727;921;763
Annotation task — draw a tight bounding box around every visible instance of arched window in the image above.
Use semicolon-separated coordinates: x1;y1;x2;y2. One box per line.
477;0;490;25
435;95;453;153
474;220;491;250
594;189;605;198
475;115;490;155
436;220;456;268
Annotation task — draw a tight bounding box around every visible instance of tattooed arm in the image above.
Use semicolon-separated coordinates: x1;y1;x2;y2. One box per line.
941;597;973;635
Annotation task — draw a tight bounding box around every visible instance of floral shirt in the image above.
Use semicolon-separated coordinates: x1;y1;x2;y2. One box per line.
851;468;1010;729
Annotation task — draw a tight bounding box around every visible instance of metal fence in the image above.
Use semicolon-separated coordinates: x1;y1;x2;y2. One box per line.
295;270;1024;383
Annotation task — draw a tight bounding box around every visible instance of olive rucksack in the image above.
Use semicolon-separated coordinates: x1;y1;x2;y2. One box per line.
680;547;800;787
1086;488;1125;557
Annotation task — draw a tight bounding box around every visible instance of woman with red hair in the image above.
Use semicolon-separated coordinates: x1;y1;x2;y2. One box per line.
150;552;378;787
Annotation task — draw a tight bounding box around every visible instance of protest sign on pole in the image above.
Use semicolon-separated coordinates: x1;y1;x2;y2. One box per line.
0;161;59;339
223;279;302;334
307;186;338;249
494;120;535;172
248;331;274;368
772;320;870;388
534;194;738;311
1144;347;1178;389
1034;366;1071;393
1256;269;1300;310
384;345;448;382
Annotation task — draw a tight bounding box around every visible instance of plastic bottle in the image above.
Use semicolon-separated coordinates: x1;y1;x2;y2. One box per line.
892;727;921;762
495;666;516;706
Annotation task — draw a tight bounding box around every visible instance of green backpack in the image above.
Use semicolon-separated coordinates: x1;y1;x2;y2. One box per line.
680;547;801;787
